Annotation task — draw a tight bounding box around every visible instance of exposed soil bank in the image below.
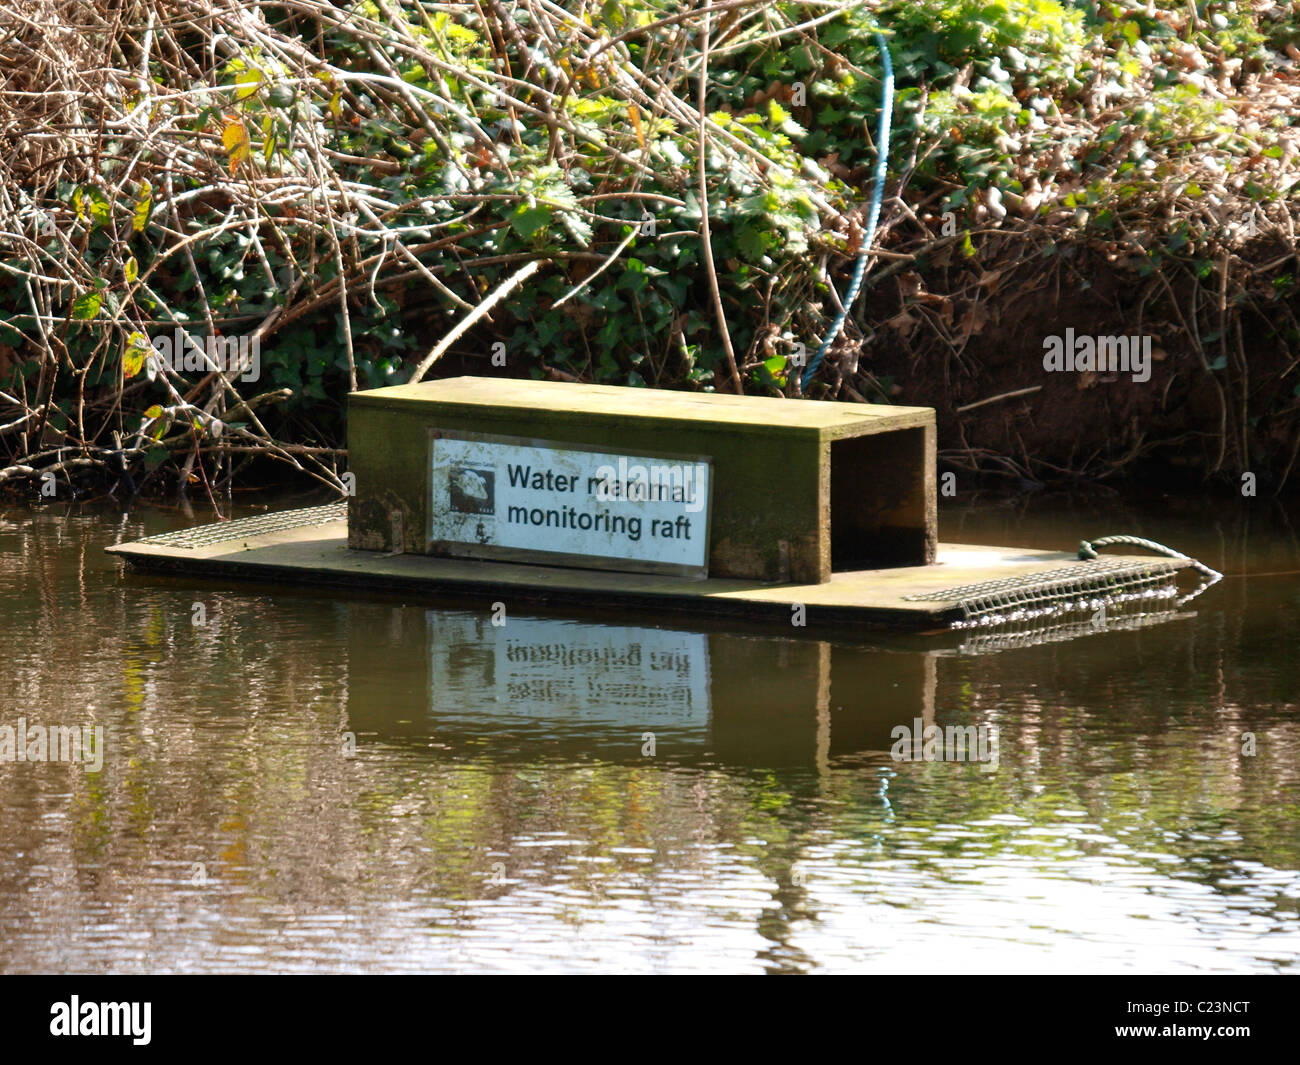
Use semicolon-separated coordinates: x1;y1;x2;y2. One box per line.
840;229;1300;494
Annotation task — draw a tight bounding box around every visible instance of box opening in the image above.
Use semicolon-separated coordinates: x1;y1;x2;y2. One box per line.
831;427;930;570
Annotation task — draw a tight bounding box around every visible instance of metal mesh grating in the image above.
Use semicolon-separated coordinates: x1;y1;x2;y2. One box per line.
137;502;347;549
903;557;1184;627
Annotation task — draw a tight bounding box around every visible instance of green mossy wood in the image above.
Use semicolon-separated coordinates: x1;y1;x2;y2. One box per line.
347;377;936;583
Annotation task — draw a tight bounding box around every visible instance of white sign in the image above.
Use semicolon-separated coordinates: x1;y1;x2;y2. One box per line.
429;612;710;729
429;431;712;576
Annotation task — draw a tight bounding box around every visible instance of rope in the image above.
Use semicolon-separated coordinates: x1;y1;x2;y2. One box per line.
801;30;893;389
1077;534;1223;604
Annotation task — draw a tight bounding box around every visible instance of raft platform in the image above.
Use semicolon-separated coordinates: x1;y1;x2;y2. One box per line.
107;379;1217;632
106;502;1194;632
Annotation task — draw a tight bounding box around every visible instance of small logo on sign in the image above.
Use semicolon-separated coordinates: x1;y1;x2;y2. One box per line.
449;466;495;515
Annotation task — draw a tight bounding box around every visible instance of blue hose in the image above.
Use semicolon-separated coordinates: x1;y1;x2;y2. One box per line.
801;30;893;389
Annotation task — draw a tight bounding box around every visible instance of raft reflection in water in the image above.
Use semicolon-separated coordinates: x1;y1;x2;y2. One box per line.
343;600;1193;769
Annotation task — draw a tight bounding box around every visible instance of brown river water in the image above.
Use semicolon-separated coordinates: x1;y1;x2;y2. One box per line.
1;490;1298;973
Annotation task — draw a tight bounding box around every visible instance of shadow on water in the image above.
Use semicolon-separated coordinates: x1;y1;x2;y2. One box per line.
0;492;1298;972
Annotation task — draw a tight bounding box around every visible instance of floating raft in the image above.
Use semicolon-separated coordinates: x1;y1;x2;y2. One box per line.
106;503;1197;632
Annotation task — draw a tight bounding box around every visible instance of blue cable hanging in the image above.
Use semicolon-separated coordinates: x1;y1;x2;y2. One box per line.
801;31;894;389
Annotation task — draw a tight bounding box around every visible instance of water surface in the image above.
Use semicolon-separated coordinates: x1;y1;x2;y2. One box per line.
1;491;1298;973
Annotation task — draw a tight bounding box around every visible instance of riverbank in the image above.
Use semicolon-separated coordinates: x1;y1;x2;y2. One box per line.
1;1;1297;499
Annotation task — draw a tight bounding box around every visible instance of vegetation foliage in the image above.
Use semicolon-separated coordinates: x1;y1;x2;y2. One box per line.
1;0;1298;498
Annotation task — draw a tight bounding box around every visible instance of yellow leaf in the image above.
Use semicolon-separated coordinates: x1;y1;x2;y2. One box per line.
124;332;149;378
132;180;152;232
222;118;251;174
627;103;644;150
235;69;262;101
124;256;138;283
142;404;167;441
311;72;342;120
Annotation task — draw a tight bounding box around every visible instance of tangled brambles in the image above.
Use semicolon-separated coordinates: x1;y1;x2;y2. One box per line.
1;2;1298;498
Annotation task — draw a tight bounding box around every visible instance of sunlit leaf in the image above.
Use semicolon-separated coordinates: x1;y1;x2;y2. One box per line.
124;332;150;377
73;187;111;228
142;404;168;441
511;204;552;240
71;291;101;320
235;68;262;100
627;103;644;150
222;117;251;173
131;180;152;232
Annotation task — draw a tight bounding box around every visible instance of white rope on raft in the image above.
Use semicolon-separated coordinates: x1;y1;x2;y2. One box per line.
1077;534;1224;605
